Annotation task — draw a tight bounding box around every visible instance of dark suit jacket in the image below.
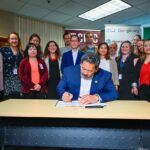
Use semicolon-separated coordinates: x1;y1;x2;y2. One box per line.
19;58;48;93
57;65;118;102
61;50;84;73
116;54;138;100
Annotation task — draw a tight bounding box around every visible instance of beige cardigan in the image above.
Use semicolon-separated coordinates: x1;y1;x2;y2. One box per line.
0;53;3;91
109;59;119;86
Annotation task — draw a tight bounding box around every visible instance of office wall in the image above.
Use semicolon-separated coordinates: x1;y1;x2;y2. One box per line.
0;11;16;37
0;10;64;50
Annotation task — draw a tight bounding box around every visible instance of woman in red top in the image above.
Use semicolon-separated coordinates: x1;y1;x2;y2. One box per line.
19;43;48;99
135;40;150;101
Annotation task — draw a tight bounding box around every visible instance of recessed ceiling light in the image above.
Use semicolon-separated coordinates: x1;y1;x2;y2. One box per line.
78;0;131;21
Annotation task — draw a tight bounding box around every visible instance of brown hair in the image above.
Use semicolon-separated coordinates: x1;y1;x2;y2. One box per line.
97;42;110;60
29;33;41;43
24;43;40;58
44;41;61;59
85;32;94;38
8;32;22;50
119;40;132;55
63;32;70;39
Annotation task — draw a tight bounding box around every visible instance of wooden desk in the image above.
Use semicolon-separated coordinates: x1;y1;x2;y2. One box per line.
0;100;150;150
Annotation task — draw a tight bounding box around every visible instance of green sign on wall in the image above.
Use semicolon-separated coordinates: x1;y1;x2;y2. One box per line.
144;27;150;40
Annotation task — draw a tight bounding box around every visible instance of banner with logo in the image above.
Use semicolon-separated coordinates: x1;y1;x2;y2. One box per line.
64;29;101;48
105;24;141;53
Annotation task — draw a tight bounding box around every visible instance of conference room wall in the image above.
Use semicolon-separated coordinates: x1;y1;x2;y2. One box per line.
0;10;64;50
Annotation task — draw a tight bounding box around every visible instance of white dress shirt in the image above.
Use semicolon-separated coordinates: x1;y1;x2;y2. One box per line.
79;75;101;101
79;75;92;97
72;49;78;65
99;59;110;72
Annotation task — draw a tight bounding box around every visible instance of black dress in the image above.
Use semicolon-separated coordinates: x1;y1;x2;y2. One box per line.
116;54;138;100
47;59;60;99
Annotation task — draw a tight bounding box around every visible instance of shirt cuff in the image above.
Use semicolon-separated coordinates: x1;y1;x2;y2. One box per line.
131;82;138;87
95;94;102;102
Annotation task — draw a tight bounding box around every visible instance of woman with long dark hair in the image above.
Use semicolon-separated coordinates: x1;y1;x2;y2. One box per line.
44;41;61;99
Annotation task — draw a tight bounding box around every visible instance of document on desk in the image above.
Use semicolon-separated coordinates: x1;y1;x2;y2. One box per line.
55;100;106;108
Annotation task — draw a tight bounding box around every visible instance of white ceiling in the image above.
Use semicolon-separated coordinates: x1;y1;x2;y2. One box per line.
0;0;150;30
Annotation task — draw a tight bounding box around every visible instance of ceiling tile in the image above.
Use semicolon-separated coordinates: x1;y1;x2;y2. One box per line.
137;1;150;14
72;0;109;9
57;1;89;16
0;0;25;12
43;11;72;23
123;0;150;6
63;17;90;26
114;7;145;20
28;0;69;11
18;4;50;18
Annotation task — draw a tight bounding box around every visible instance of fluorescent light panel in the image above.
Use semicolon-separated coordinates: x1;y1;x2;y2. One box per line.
79;0;131;21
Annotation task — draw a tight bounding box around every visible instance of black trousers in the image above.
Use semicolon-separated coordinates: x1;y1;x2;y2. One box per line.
3;93;22;100
0;90;4;100
139;85;150;101
23;91;46;99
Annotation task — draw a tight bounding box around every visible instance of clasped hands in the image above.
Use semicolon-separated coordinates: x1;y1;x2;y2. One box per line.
30;84;41;91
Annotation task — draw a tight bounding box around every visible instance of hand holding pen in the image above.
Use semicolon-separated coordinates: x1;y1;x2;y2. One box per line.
62;92;73;102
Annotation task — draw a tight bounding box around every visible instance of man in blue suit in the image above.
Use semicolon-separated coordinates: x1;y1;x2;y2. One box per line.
61;35;84;73
57;53;118;104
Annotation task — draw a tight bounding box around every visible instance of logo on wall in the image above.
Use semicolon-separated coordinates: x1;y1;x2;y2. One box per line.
64;29;101;48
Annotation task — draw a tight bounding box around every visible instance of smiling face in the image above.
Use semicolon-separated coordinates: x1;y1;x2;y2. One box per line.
30;36;40;47
109;43;117;56
64;34;71;46
120;42;131;55
86;33;94;44
70;36;80;50
137;40;144;53
144;40;150;55
8;33;19;48
48;42;57;54
98;44;108;58
132;35;141;46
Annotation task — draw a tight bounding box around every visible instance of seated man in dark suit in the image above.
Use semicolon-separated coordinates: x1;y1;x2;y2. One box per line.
61;35;84;73
57;53;118;104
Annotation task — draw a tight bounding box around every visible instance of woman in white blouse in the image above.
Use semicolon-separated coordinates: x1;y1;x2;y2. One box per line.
96;42;119;89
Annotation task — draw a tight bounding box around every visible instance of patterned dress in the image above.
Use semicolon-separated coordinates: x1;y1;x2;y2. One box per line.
0;47;23;96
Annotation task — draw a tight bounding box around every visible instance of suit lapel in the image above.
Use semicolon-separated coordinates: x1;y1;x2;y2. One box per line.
75;50;81;65
90;71;101;94
69;50;74;65
76;66;81;97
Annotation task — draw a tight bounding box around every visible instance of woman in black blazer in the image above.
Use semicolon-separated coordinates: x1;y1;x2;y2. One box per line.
116;41;139;100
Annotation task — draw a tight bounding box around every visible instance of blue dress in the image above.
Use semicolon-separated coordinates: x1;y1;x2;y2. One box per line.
0;47;23;96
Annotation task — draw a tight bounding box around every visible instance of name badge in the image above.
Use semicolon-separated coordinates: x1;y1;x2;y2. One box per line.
13;68;18;75
39;64;44;70
119;74;122;80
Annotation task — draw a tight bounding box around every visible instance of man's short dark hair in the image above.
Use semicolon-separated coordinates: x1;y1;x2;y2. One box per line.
81;53;100;68
63;32;70;39
70;35;80;42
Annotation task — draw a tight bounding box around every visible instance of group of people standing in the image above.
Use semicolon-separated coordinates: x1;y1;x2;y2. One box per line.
0;32;149;102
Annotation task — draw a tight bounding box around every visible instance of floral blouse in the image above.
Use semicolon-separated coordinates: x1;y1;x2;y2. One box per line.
0;47;23;95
